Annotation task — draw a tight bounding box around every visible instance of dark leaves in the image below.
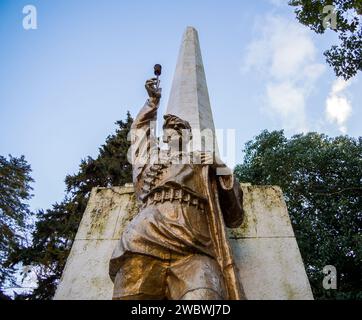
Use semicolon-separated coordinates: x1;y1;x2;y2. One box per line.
235;130;362;299
15;112;133;300
289;0;362;80
0;155;33;296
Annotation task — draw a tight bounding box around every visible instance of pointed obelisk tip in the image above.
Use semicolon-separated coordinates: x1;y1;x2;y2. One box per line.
186;26;197;31
184;26;198;36
167;25;218;154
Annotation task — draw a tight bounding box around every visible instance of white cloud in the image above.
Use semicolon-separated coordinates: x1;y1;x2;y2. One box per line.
242;15;325;133
303;63;326;81
325;79;352;134
266;82;307;132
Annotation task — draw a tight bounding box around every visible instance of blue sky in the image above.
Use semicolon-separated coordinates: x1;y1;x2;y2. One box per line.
0;0;361;212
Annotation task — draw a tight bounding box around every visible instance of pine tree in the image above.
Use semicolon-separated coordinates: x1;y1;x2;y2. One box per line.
0;155;33;298
16;112;133;299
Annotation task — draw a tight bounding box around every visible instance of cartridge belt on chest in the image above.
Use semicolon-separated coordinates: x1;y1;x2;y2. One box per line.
143;187;207;212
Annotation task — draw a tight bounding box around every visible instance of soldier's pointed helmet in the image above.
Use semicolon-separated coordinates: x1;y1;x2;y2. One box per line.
162;114;192;143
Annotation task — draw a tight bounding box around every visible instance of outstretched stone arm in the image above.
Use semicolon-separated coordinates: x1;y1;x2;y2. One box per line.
131;78;161;130
130;78;161;186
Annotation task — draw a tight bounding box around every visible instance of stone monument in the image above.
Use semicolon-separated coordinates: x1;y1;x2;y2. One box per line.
54;27;314;300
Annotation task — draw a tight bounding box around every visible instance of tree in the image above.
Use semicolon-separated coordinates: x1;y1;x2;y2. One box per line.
0;155;33;298
16;112;133;299
289;0;362;80
234;130;362;299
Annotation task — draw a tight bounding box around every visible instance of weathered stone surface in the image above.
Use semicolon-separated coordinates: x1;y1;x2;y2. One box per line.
228;185;295;239
228;184;313;300
53;186;138;300
54;239;118;300
54;184;313;300
231;238;312;300
74;186;138;241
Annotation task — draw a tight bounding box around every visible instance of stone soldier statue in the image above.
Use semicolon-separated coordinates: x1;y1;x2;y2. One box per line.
109;77;245;300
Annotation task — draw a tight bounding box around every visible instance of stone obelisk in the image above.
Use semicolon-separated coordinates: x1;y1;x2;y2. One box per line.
166;26;218;154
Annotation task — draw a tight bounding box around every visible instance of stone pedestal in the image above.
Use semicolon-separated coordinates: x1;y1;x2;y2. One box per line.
53;185;138;300
228;184;313;299
54;184;313;300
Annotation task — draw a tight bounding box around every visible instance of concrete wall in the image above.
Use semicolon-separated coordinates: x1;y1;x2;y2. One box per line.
54;184;313;300
229;185;313;299
53;185;138;300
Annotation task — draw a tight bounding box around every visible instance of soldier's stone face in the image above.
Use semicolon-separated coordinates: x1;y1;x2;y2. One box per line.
163;127;191;151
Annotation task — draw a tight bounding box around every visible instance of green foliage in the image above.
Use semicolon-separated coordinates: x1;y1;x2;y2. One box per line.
16;112;133;300
0;155;33;298
289;0;362;80
235;130;362;299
